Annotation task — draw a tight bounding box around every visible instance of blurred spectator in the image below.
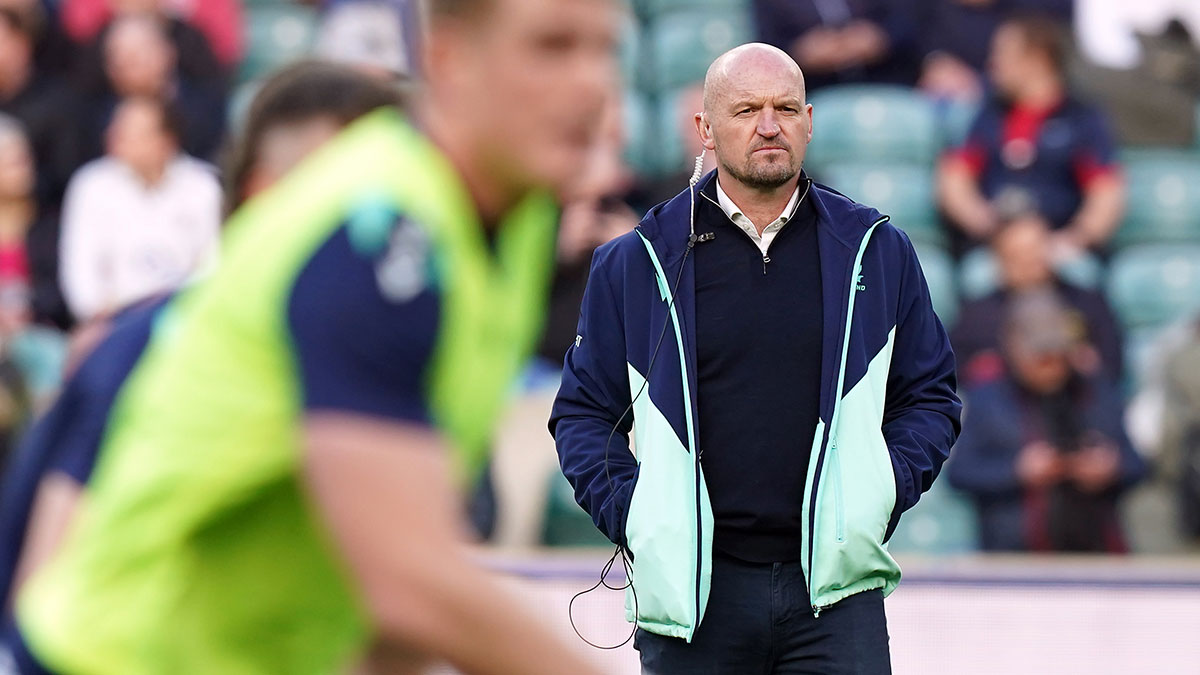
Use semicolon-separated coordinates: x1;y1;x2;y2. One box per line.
951;213;1123;387
0;7;84;209
59;96;220;323
949;290;1145;552
917;0;1072;104
751;0;919;91
80;12;226;162
0;0;78;76
938;13;1125;254
0;114;67;330
222;59;405;214
62;0;241;71
315;0;421;81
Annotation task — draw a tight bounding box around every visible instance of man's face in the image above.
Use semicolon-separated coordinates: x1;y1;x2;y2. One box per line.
106;100;173;174
105;18;173;97
699;56;811;191
994;217;1052;291
433;0;619;197
988;24;1029;98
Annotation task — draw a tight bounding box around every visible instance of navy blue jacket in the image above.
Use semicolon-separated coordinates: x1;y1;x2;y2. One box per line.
549;171;961;635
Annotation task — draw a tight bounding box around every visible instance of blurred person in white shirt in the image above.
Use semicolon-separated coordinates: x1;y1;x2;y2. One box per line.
59;95;219;323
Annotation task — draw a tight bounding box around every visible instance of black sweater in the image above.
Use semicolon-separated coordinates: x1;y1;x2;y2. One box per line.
693;187;823;563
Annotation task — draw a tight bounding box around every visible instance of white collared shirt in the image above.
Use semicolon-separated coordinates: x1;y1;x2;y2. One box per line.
714;179;804;256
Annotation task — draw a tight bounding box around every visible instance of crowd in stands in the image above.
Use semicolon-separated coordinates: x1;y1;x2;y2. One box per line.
0;0;1196;557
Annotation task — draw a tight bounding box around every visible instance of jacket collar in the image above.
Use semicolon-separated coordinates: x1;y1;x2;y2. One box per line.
636;169;887;267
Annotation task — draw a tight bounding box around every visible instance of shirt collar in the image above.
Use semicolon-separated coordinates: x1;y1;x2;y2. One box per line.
714;178;803;231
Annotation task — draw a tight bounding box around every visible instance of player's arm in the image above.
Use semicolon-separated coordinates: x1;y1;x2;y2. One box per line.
290;222;600;675
304;414;601;675
9;474;82;609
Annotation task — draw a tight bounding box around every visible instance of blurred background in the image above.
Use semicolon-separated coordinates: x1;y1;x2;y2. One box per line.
0;0;1197;672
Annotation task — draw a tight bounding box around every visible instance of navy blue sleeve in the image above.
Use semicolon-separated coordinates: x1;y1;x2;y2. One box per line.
287;219;440;424
883;232;963;540
548;244;639;549
46;295;166;483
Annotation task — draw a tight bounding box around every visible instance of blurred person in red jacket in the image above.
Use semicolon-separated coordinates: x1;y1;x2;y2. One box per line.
938;12;1125;254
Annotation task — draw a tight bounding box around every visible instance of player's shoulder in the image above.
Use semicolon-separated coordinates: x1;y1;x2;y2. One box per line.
287;196;441;334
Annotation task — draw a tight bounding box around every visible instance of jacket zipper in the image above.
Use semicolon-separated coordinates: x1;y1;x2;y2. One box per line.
635;231;703;637
806;216;888;618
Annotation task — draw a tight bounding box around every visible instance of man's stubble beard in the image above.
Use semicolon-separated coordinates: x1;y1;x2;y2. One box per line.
718;151;801;190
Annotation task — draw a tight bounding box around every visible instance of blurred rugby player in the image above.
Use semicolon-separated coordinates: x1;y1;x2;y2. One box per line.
0;61;404;618
7;0;619;670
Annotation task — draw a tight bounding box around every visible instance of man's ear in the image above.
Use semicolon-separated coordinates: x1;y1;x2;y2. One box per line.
694;112;716;151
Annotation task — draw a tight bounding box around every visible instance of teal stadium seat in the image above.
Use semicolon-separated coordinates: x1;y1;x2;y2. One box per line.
1195;102;1200;150
910;243;959;328
885;480;978;554
1123;325;1163;391
806;85;940;167
815;162;942;246
1107;244;1200;329
239;6;318;84
541;473;612;547
1112;151;1200;247
644;9;752;91
618;17;643;90
938;100;980;149
623;91;658;176
636;0;749;20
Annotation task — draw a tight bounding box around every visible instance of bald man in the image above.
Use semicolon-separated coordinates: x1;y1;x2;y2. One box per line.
552;43;960;673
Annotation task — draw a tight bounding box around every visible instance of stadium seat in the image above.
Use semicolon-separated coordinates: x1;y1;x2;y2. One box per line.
643;9;752;91
806;85;940;166
1106;244;1200;329
239;5;318;84
911;243;959;328
541;473;612;547
814;162;941;245
886;480;978;554
938;99;980;149
1112;150;1200;247
623;91;659;177
958;247;1103;300
618;17;643;91
1123;325;1164;391
635;0;748;21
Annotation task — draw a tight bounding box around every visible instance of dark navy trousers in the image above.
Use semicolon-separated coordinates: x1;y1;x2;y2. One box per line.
635;553;892;675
